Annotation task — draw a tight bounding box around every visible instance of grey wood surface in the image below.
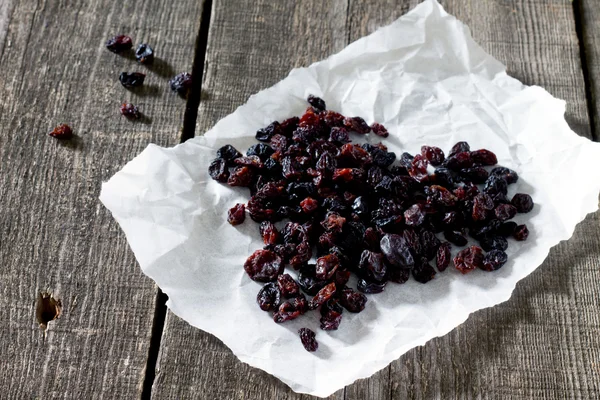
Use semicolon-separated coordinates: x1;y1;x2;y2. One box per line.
153;0;600;399
581;0;600;140
0;0;202;398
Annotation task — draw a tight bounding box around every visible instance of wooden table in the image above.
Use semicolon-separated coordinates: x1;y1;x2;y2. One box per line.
1;0;599;398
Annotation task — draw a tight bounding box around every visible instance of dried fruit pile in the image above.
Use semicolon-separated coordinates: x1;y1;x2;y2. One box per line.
208;96;533;351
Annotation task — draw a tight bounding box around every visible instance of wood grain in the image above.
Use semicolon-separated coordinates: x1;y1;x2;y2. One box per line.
580;0;600;140
0;0;202;398
153;0;599;399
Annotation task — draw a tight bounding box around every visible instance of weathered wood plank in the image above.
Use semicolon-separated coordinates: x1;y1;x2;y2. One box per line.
580;0;600;140
154;0;599;399
152;1;349;399
0;0;203;398
347;0;599;399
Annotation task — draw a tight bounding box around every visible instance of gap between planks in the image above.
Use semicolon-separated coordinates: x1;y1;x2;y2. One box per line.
140;0;214;399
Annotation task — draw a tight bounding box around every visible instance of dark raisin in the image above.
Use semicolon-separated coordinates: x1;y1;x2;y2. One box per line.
300;197;319;214
135;43;154;64
421;146;445;166
227;166;254;187
119;72;146;88
120;103;140;119
48;124;73;140
321;211;346;233
257;282;281;311
453;246;483;274
298;328;318;352
343;116;370;134
513;224;529;241
494;204;517;221
481;250;508;271
243;249;283;282
217;144;242;161
358;250;388;282
298;265;328;295
334;269;351;287
169;72;193;97
460;167;489;184
259;221;279;245
105;35;133;53
234;156;263;168
511;193;534;213
274;295;307;323
426;185;457;207
277;274;300;298
320;299;343;330
479;235;508;252
420;230;441;260
208;158;229;182
444;230;467;246
329;127;351;144
227;203;245;225
490;167;519;184
307;94;326;111
289;241;312;267
404;204;425;226
246;143;274;160
357;278;386;294
315;254;340;281
498;221;518;237
470;149;497;165
449;141;470;157
380;234;415;268
370;122;389;138
412;258;436;283
387;267;410;284
308;282;336;309
436;242;452;272
472;193;495;221
433;168;457;187
408;154;430;182
338;287;367;313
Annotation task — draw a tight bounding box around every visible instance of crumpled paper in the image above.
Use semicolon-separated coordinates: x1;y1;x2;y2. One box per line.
99;0;600;397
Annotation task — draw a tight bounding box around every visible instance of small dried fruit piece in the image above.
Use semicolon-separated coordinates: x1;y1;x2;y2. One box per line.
511;193;534;213
315;254;340;280
357;278;386;293
256;282;281;311
404;204;425;227
481;250;508;271
119;72;146;88
169;72;193;96
274;295;308;323
343;116;371;134
380;234;414;268
436;242;452;272
453;246;484;274
298;328;318;352
227;203;245;225
208;158;229;182
259;221;279;245
243;249;283;282
217;144;242;161
358;250;387;282
135;43;154;64
513;224;529;241
449;141;470;157
120;103;140;119
227;166;254;187
106;35;132;53
307;94;326;111
308;282;336;310
495;204;517;221
479;235;508;252
320;299;343;330
412;258;436;283
470;149;498;165
338;287;367;313
277;274;300;298
444;230;467;246
421;146;445;166
48;124;73;140
370;122;389;138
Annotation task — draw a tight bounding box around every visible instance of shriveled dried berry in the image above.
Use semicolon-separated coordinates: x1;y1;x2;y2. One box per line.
274;295;307;323
169;72;193;96
48;124;73;140
119;72;145;88
421;146;445;166
497;221;518;237
298;328;318;352
320;299;343;330
472;193;494;221
387;267;410;284
436;242;452;272
227;166;254;187
449;141;470;157
321;211;346;233
246;143;274;160
257;282;281;311
357;278;386;293
344;116;371;134
308;282;336;309
490;167;518;184
513;224;529;241
470;149;497;165
358;250;387;282
244;249;283;282
339;287;367;313
300;197;319;214
412;258;436;283
380;234;415;268
227;203;245;225
135;43;154;64
307;94;326;111
120;103;141;119
460;166;489;184
495;204;517;221
106;35;132;53
208;158;229;182
370;122;389;138
479;235;508;252
315;254;340;280
217;144;241;161
277;274;300;298
444;230;467;246
453;246;483;274
297;265;328;296
259;221;279;245
511;193;534;213
481;249;508;271
404;204;425;227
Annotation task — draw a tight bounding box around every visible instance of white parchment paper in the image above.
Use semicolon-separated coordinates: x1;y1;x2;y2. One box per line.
99;0;600;397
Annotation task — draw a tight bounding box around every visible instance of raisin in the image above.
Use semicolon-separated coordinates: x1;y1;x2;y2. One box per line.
387;267;410;284
412;258;436;283
274;295;307;323
169;72;193;97
315;254;340;280
494;204;517;221
421;146;445;166
479;235;508;252
511;193;534;213
408;154;430;182
308;282;336;309
420;230;441;260
343;116;370;134
289;241;312;267
490;167;518;184
307;94;326;111
208;158;229;182
460;167;489;184
243;249;283;282
259;221;279;245
472;193;494;221
300;197;319;214
257;282;281;311
498;221;518;237
436;242;452;272
449;141;470;157
470;149;497;165
426;185;457;207
358;250;387;282
380;234;415;268
105;35;132;53
119;72;146;88
481;250;508;271
453;246;483;274
329;127;351;144
298;328;318;352
443;152;473;171
338;288;367;313
321;211;346;233
404;204;425;227
320;299;343;330
120;103;140;119
277;274;300;298
334;269;351;287
48;124;73;140
227;166;254;187
370;122;389;138
357;278;386;294
135;43;154;64
297;265;328;295
444;230;467;246
227;203;246;225
513;224;529;241
246;143;274;160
